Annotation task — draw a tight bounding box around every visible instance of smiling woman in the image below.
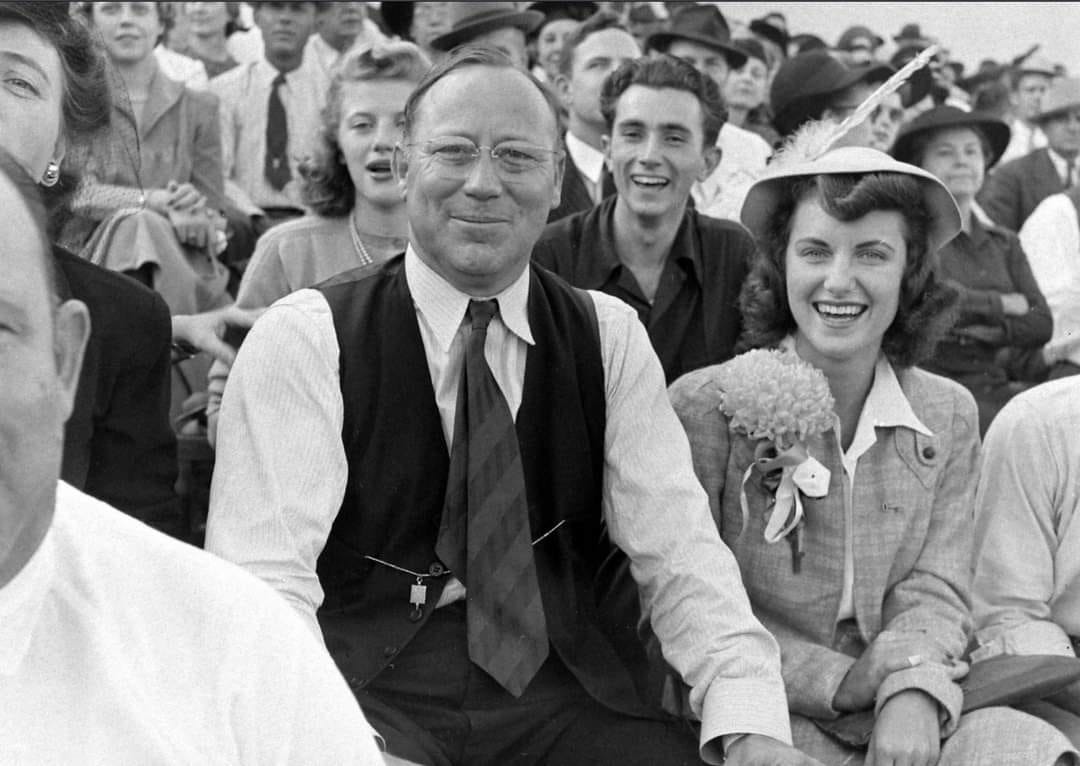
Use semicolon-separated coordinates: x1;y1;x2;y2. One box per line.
670;142;1079;764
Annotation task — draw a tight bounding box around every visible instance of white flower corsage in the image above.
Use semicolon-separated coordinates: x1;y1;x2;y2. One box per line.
715;349;836;572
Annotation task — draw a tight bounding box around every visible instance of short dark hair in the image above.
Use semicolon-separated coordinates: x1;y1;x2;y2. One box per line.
907;125;995;170
302;41;431;217
738;172;958;368
600;54;727;148
557;9;628;77
402;45;562;144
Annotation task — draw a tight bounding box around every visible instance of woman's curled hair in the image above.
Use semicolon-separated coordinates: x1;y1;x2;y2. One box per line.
301;41;431;217
738;171;959;368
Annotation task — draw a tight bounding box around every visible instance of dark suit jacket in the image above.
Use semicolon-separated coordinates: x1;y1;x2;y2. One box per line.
977;147;1066;232
54;246;181;535
547;143;616;224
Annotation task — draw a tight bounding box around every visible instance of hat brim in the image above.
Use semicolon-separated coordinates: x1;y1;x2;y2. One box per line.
773;62;894;137
1035;102;1080;124
740;146;962;254
430;9;545;51
892;112;1011;169
646;31;748;68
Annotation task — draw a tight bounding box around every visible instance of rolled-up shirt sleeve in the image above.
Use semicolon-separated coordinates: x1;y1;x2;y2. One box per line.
206;289;347;640
592;291;791;760
973;388;1080;661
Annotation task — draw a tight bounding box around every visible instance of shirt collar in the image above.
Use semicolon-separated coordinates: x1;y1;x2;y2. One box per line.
404;245;534;353
1047;147;1076;184
254;56;290;86
583;197;701;285
0;500;56;676
564;131;606;187
780;338;931;455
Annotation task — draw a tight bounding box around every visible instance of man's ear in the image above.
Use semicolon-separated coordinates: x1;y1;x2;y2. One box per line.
52;299;90;423
554;72;572;109
549;150;565;210
699;144;722;181
392;145;409;201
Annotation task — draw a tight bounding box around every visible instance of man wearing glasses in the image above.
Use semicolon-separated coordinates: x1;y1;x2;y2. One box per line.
208;46;818;766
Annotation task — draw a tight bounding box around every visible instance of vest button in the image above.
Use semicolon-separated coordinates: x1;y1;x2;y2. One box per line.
922;446;936;460
429;562;446;576
383;645;397;657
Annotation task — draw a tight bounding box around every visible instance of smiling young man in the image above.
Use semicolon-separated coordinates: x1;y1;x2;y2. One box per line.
208;46;819;766
534;54;754;384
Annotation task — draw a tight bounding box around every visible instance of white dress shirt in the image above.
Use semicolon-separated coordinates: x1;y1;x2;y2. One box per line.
565;130;606;203
999;118;1048;166
694;122;773;222
154;45;209;90
207;247;792;761
0;482;384;764
209;58;325;215
1019;193;1080;366
973;377;1080;660
834;355;932;621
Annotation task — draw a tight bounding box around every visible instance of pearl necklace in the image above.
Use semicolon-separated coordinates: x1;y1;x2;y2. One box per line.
349;210;373;265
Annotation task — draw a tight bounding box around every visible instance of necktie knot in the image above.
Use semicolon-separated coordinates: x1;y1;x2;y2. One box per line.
272;72;287;88
468;299;498;333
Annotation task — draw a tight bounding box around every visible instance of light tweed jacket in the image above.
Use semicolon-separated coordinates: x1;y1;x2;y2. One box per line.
669;361;981;733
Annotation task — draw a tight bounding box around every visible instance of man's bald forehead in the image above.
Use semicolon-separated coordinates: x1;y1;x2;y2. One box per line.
403;47;563;144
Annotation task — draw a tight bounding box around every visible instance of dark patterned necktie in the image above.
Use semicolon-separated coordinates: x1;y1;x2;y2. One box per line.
265;73;291;191
435;299;549;697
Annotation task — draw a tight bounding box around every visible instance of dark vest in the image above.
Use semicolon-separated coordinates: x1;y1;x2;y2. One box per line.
314;256;652;716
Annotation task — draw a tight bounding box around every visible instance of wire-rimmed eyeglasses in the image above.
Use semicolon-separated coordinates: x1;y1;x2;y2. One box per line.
399;137;563;181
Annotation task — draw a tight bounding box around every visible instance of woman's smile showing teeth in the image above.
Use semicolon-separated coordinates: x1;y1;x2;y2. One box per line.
814;301;867;322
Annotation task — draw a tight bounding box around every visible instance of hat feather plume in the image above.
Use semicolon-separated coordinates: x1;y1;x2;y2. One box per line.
771;45;940;171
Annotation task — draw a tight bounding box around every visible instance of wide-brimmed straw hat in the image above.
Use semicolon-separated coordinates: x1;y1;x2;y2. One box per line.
646;5;747;68
429;2;544;52
891;105;1011;168
1033;77;1080;123
740;146;962;254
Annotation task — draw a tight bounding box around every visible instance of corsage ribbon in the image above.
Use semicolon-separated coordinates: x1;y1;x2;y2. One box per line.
739;442;830;545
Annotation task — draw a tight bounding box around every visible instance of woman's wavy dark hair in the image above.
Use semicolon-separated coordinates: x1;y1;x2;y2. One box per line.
300;41;430;217
738;172;959;368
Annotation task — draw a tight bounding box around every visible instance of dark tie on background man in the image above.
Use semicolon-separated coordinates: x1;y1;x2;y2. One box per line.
1066;157;1076;189
265;73;291;191
436;299;550;697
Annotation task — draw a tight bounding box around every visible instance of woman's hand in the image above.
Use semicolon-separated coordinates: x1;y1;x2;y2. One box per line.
832;631;946;712
1000;292;1030;316
169;207;225;251
164;180;206;212
866;689;941;766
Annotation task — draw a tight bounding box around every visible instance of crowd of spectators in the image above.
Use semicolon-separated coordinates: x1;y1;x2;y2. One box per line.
9;1;1080;764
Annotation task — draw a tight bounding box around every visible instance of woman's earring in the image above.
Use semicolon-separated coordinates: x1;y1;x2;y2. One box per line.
41;161;61;187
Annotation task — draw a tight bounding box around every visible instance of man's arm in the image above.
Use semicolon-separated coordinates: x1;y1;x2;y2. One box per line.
592;293;791;761
206;289;347;638
973;391;1075;660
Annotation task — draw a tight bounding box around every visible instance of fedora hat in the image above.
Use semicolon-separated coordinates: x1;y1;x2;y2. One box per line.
893;22;933;48
770;51;893;137
741;145;962;254
836;25;883;52
749;16;788;54
429;2;544;52
1034;77;1080;123
526;1;598;26
646;5;747;68
1015;54;1056;78
891;105;1011;168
